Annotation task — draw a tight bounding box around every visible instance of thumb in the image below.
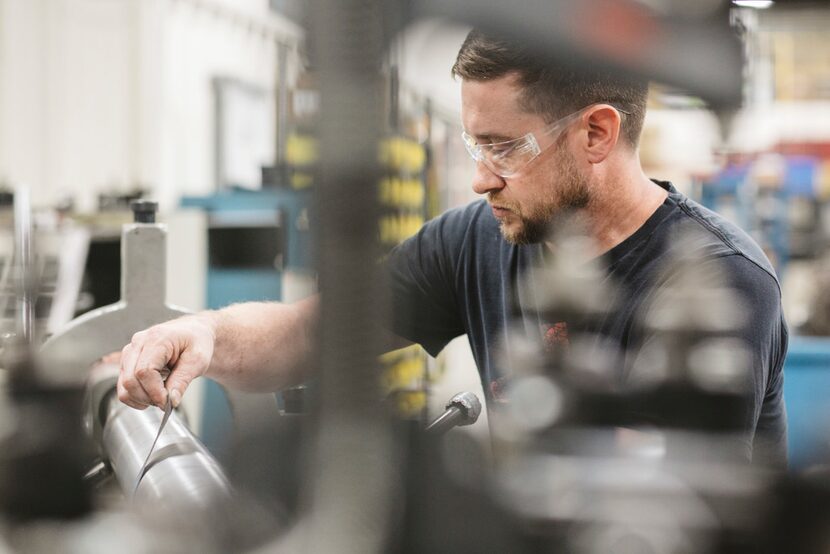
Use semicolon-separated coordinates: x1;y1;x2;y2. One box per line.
165;363;202;408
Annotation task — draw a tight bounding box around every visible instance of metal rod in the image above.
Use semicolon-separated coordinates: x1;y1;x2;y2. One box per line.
14;185;35;344
275;42;290;166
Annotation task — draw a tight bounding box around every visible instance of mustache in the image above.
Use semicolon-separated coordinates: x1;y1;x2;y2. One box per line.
487;193;517;211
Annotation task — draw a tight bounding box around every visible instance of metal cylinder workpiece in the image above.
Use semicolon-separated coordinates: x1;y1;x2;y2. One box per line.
100;389;232;509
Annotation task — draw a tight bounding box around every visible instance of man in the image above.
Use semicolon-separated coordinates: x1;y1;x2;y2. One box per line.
118;30;787;465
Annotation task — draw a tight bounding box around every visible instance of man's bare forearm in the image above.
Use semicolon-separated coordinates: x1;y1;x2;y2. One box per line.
117;292;415;409
204;296;319;391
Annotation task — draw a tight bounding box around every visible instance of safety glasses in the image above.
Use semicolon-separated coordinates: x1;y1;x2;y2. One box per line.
462;105;626;178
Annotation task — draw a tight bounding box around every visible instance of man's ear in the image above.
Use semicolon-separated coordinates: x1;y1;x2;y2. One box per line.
582;105;622;164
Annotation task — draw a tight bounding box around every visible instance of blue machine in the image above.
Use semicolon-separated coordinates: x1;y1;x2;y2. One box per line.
180;188;312;460
783;335;830;470
699;156;824;275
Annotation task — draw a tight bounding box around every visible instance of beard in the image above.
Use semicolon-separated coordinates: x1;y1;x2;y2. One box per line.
492;146;590;245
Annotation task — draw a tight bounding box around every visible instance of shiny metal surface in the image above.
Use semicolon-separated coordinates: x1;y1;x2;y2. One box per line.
448;391;482;425
101;391;231;509
13;185;34;344
133;396;173;494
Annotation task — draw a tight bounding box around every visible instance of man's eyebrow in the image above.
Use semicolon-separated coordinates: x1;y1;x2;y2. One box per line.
473;132;516;143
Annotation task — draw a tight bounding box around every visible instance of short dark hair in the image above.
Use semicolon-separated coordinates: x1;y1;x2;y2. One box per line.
452;29;649;148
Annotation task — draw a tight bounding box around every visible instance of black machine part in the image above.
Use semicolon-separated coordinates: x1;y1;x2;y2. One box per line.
129;200;158;224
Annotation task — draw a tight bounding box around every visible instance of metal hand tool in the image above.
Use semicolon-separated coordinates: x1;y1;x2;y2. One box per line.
133;394;173;495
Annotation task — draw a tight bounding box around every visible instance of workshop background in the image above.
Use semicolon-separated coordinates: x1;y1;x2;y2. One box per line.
0;0;830;552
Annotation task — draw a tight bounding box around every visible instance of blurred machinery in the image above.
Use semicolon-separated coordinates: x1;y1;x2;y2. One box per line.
484;225;775;552
698;146;830;471
3;1;830;553
0;190;89;345
0;195;296;552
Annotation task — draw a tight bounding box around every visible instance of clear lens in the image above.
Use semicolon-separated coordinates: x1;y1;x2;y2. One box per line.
461;131;540;177
461;105;613;178
489;137;539;176
462;112;578;177
462;132;481;161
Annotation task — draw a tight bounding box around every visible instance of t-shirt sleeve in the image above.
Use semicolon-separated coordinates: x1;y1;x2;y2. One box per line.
629;253;788;466
723;255;788;467
383;210;468;356
678;254;787;465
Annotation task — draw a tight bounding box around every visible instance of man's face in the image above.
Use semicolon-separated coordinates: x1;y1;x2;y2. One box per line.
461;73;590;244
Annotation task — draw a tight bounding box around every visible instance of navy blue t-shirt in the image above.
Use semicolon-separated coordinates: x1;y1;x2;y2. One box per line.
386;181;787;465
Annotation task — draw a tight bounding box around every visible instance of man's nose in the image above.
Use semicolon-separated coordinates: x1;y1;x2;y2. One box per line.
471;162;506;196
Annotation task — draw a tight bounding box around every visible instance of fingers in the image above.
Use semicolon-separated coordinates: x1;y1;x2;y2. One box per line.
165;354;206;408
135;360;169;407
119;338;171;409
117;317;214;410
116;378;149;410
119;343;151;406
117;343;151;410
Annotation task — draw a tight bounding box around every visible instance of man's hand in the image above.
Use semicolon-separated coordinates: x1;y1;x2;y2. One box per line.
118;314;216;410
117;298;320;409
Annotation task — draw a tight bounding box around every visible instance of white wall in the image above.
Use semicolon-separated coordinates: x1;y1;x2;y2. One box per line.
0;0;135;210
732;102;830;149
0;0;302;212
157;0;301;209
396;18;466;117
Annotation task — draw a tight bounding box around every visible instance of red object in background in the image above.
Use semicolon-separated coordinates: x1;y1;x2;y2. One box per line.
775;142;830;159
574;0;660;65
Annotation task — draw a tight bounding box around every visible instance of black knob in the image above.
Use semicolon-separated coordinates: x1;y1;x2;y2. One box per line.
130;200;158;223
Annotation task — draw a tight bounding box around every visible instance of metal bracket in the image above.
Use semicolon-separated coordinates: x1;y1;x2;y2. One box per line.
40;217;189;386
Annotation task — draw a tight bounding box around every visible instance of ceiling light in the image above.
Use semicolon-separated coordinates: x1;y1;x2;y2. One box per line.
733;0;774;8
